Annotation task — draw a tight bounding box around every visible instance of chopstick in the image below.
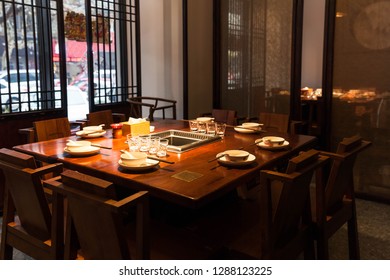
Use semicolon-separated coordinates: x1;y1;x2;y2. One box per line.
147;156;175;164
208;153;227;163
91;144;112;149
208;146;244;163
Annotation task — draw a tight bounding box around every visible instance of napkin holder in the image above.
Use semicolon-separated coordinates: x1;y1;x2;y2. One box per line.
121;121;150;136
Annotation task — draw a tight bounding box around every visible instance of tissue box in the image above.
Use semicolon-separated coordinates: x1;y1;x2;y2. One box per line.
121;121;150;136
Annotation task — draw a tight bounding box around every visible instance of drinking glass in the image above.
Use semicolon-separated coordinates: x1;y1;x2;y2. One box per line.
148;136;160;155
127;134;140;152
206;122;216;135
157;138;169;157
189;120;198;132
197;121;207;133
216;122;227;138
139;135;151;152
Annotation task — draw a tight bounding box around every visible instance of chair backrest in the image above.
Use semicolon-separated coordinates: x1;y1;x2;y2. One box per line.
0;148;52;240
324;135;372;213
260;149;328;258
87;110;114;127
43;169;149;260
212;109;237;126
33;117;71;141
259;112;289;133
127;96;176;121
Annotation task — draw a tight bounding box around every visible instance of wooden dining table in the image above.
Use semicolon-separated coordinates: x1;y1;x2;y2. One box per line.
13;120;317;209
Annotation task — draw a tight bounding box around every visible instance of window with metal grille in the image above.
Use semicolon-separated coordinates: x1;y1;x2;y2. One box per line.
0;0;140;119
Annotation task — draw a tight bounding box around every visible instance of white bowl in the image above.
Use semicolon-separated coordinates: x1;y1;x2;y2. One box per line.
262;136;285;146
224;150;249;162
196;117;214;122
242;122;261;130
66;140;91;152
120;151;147;166
83;125;104;132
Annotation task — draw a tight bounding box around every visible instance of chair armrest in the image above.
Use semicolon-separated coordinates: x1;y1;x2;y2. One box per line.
18;127;35;143
24;163;64;177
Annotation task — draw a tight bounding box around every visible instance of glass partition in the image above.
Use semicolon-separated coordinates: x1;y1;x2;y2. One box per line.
329;0;390;201
217;0;297;119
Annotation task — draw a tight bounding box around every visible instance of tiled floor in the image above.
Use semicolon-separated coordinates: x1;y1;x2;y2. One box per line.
1;198;389;260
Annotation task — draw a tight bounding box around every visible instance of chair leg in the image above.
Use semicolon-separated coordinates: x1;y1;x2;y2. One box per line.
0;190;15;260
347;216;360;259
316;233;329;259
303;238;315;259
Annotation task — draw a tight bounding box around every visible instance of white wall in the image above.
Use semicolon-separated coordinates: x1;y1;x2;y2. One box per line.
140;0;183;119
301;0;326;88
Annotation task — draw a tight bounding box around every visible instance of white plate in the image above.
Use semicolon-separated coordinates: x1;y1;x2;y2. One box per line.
216;152;256;167
118;159;159;171
234;127;261;134
256;139;290;150
76;130;107;138
64;146;100;156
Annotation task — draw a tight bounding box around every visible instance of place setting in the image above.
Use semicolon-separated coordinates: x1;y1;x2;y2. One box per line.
118;134;175;172
255;136;290;150
64;140;102;156
209;149;257;168
233;122;263;134
76;124;107;138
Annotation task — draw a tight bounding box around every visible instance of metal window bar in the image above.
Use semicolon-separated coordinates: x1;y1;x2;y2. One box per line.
89;0;139;106
0;0;60;115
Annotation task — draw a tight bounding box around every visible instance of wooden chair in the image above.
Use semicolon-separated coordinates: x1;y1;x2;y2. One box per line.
201;109;238;126
86;109;126;127
248;112;301;134
43;169;150;260
127;96;177;121
313;135;372;259
217;149;329;259
18;117;83;143
0;148;64;260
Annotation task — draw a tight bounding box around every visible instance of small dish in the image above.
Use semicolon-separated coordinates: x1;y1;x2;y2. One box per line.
216;152;256;167
83;125;104;132
223;150;250;162
118;159;159;170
